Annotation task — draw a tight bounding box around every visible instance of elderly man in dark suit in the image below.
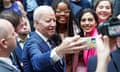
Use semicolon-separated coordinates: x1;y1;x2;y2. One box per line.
22;5;87;72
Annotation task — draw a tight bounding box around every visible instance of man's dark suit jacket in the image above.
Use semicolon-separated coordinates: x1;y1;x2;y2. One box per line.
14;41;23;71
22;32;65;72
0;60;20;72
15;41;23;62
88;48;120;72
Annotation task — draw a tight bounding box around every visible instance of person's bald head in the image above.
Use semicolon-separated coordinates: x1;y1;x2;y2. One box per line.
0;19;14;39
0;19;17;57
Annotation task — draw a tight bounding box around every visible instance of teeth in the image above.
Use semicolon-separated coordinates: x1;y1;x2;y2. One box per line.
59;17;66;20
100;12;107;17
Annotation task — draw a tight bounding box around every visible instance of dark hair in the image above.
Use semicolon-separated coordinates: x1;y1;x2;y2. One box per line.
0;0;3;12
52;0;70;11
51;0;75;66
94;0;113;15
0;10;20;29
78;8;98;36
52;0;74;37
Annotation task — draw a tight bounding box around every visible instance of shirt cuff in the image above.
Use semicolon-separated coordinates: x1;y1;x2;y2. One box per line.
50;48;61;62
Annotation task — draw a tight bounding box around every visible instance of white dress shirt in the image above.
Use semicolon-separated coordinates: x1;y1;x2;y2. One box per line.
35;30;61;62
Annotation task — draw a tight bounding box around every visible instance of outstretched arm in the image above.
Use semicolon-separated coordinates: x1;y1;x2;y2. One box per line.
96;35;110;72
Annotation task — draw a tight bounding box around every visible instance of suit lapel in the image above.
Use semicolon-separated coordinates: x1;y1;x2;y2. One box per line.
16;41;22;56
33;32;51;53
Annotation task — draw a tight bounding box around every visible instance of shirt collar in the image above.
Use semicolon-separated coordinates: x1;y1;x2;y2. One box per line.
35;30;48;42
0;57;12;66
17;34;29;42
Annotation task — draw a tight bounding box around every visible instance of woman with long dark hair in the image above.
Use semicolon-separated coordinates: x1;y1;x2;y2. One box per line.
52;0;80;72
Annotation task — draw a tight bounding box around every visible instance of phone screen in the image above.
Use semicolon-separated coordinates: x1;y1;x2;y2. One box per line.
80;37;96;49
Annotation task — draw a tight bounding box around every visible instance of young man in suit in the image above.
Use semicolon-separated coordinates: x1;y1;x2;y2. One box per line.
22;5;87;72
0;19;18;72
14;14;31;71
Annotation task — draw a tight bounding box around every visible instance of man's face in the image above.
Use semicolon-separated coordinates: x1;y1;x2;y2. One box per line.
16;16;30;35
6;23;17;51
36;11;56;38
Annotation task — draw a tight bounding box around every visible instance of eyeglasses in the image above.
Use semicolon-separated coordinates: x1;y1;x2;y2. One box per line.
56;10;71;13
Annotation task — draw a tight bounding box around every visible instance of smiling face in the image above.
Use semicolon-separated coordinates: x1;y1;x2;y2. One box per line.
96;0;112;22
38;13;56;38
55;2;70;25
80;12;97;33
34;6;56;38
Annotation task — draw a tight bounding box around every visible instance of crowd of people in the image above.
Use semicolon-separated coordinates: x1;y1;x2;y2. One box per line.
0;0;120;72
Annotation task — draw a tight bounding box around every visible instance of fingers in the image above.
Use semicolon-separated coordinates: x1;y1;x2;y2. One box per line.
96;35;103;49
69;38;86;47
96;35;110;62
56;35;88;56
62;35;80;45
62;36;88;54
69;35;81;43
103;36;109;49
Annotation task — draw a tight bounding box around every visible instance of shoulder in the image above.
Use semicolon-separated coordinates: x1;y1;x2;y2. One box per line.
23;32;43;50
0;60;16;72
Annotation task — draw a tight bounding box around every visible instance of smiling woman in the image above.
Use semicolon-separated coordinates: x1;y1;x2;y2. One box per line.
95;0;113;23
52;0;80;72
52;1;73;72
53;0;71;36
72;8;99;72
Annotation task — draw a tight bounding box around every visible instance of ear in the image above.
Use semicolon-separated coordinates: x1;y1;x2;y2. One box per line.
34;20;40;28
0;39;7;49
35;20;40;25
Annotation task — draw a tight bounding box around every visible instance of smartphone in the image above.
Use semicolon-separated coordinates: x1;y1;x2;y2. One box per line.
80;37;96;49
